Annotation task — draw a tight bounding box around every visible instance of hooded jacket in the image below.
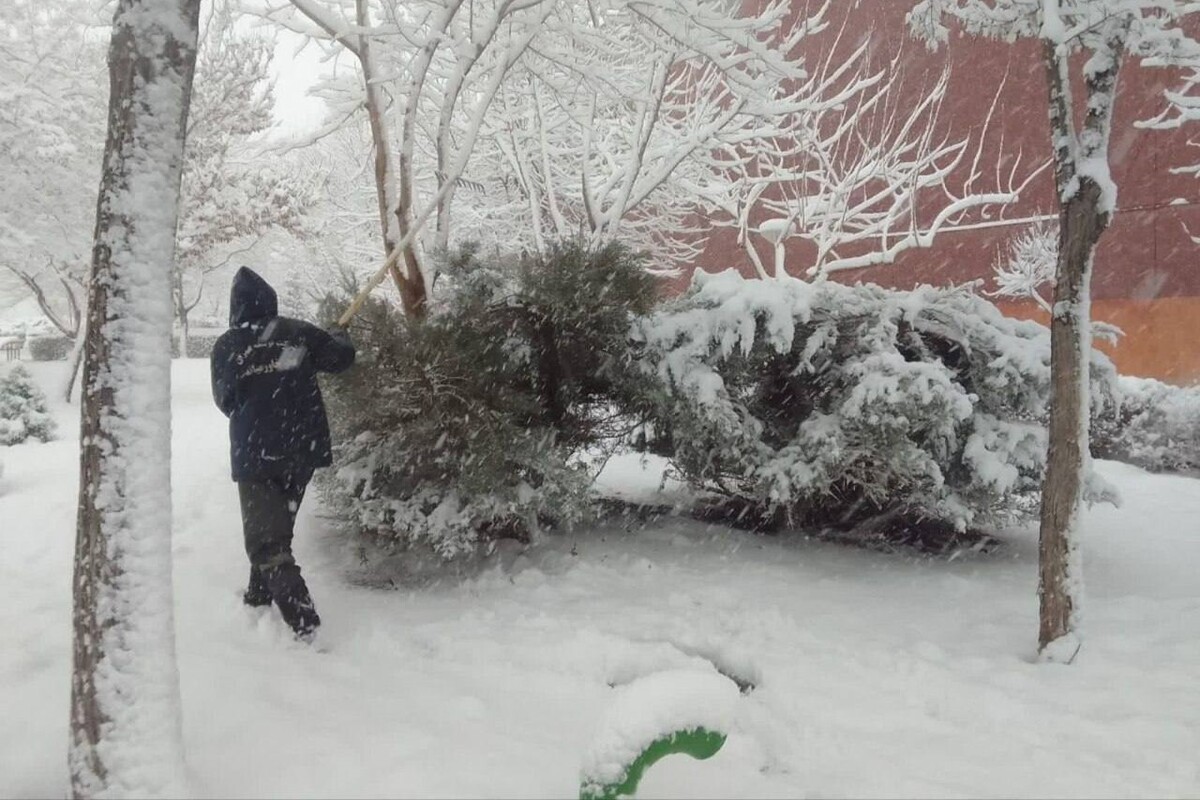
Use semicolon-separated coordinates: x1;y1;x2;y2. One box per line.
211;267;356;481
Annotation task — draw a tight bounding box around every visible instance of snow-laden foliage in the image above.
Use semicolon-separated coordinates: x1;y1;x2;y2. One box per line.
1093;376;1200;473
0;366;55;446
0;0;107;337
991;221;1057;312
28;337;73;362
1;0;309;347
175;3;314;346
638;270;1119;534
321;242;660;557
268;0;1019;298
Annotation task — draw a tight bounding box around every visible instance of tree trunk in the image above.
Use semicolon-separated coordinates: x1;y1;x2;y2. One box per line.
356;0;427;319
71;0;200;795
63;324;86;404
171;271;190;359
1037;176;1108;661
179;309;191;359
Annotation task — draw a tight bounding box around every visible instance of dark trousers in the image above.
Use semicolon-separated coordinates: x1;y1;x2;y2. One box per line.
237;470;320;637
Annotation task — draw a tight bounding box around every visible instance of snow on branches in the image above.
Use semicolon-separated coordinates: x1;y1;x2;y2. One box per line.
0;0;108;338
1094;376;1200;474
262;0;1019;285
710;27;1035;280
991;221;1057;313
908;0;1200;212
174;1;315;353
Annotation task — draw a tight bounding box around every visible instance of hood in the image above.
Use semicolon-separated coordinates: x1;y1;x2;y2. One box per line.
229;266;278;326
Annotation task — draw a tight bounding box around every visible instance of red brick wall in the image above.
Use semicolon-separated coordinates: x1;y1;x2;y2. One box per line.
688;0;1200;383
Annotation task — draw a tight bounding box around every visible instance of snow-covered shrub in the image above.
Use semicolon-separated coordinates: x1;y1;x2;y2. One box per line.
28;336;72;361
0;365;56;445
320;241;661;557
1092;376;1200;472
638;270;1118;536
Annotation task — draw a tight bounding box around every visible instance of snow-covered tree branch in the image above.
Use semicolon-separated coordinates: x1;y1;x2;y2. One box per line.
457;0;837;271
711;28;1039;280
991;220;1057;314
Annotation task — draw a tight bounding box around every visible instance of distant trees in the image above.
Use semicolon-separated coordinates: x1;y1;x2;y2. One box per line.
1;0;308;362
175;0;312;354
0;0;107;396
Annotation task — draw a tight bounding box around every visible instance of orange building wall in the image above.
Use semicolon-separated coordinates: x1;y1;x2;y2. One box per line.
1000;298;1200;385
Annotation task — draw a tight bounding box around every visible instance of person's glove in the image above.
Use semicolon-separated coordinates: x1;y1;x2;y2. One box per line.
326;323;354;346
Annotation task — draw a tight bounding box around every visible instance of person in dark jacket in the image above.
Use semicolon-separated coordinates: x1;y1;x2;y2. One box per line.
211;266;355;640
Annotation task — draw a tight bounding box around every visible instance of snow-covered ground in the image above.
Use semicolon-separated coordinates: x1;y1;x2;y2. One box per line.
3;360;1199;798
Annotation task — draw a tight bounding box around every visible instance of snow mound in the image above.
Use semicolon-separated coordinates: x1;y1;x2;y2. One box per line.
581;669;740;787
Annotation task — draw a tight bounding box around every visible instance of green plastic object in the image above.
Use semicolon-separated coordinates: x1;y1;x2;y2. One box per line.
579;727;728;800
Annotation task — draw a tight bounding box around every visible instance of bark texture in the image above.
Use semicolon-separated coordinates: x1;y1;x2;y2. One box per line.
71;0;200;795
1038;178;1107;654
356;0;427;318
1036;30;1125;658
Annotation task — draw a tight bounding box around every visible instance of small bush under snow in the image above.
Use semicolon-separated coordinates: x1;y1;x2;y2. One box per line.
580;670;739;790
1093;376;1200;473
0;365;56;446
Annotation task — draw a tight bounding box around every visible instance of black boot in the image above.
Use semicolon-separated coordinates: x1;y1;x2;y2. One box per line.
263;563;321;639
243;567;272;607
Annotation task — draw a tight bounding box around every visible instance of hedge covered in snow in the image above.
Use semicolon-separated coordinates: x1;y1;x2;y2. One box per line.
1093;376;1200;473
636;270;1120;537
322;256;1126;558
28;336;72;362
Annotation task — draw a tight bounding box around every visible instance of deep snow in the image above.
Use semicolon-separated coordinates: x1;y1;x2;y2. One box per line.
2;360;1199;798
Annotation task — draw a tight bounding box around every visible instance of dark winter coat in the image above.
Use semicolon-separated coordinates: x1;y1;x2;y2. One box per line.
211;267;355;481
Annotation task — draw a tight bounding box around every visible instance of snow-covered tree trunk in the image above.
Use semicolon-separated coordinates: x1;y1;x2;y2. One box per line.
1038;181;1105;658
906;0;1200;663
71;0;200;795
1037;27;1125;661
